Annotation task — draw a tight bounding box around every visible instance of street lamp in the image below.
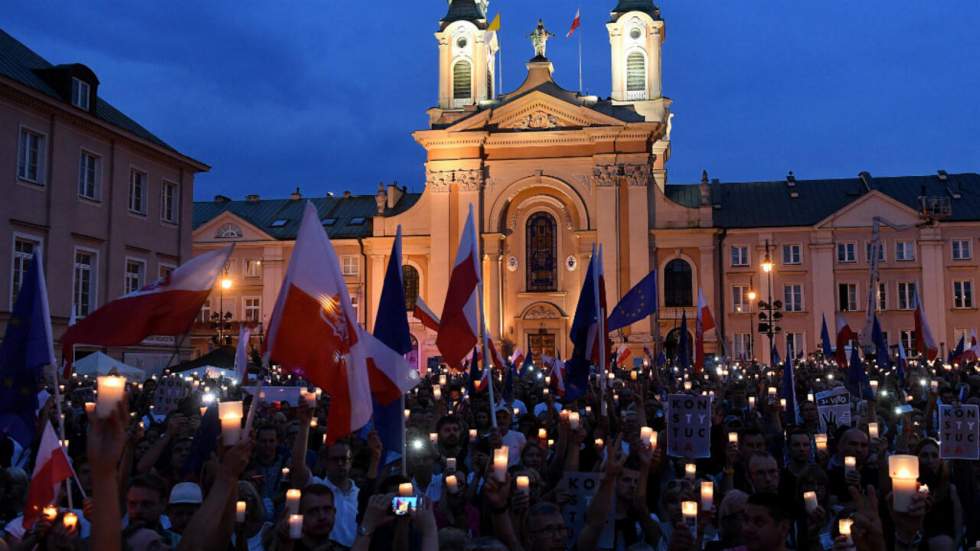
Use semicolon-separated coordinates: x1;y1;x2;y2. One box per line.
747;288;757;360
216;274;233;345
757;240;782;364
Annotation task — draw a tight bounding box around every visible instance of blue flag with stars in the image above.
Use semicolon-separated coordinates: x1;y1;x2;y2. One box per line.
0;251;56;448
607;270;658;333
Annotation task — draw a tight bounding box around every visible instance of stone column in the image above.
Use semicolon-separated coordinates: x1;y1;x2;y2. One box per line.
625;165;653;341
699;245;717;352
261;246;284;331
593;165;620;307
918;226;947;347
426;170;452;314
809;235;836;355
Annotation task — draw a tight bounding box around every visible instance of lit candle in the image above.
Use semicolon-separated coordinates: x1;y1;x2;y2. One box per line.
62;512;78;530
42;505;58;521
844;456;857;476
640;426;654;447
446;458;457;473
918;484;929;495
84;402;95;414
748;396;756;409
288;514;303;539
779;398;787;410
433;384;442;401
513;407;520;417
219;400;243;419
803;491;818;513
445;474;459;494
310;418;318;428
236;501;247;522
930;380;939;392
547;438;554;447
630;370;638;381
282;467;290;478
700;480;714;511
286;489;301;515
469;429;477;441
493;447;509;482
681;500;698;538
399;483;413;497
545;376;551;385
569;412;580;430
516;475;530;494
868;422;879;439
404;409;411;420
585;406;592;415
889;455;919;512
839;518;853;541
815;434;828;452
543;388;550;396
96;376;126;418
538;428;547;441
807;392;815;402
199;406;207;417
220;414;242;445
559;410;570;423
870;380;879;393
728;432;739;445
768;387;777;401
594;438;604;449
683;381;693;391
685;463;697;480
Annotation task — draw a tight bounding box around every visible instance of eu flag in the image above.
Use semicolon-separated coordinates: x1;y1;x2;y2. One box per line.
872;315;891;369
607;270;658;333
567;248;599;401
0;252;56;448
820;314;833;358
846;346;874;401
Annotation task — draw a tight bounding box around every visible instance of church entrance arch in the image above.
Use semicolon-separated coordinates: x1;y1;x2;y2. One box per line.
518;302;566;365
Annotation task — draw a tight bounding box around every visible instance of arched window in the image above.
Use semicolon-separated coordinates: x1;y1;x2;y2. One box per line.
664;259;693;307
214;223;243;239
626;51;647;95
526;212;557;292
402;265;420;311
453;60;472;100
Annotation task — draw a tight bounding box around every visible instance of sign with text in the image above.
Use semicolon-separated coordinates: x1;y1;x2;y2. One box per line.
667;394;712;458
558;472;614;548
939;404;979;460
815;386;851;433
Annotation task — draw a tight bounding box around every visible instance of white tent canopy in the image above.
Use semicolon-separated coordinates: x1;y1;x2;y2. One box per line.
181;365;238;381
73;351;147;382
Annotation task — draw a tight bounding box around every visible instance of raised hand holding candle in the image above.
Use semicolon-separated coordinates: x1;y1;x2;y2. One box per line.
839;518;853;542
445;474;459;494
289;514;303;539
685;463;697;480
681;500;698;538
815;434;828;452
889;455;919;512
493;447;509;482
516;475;530;495
868;422;879;439
844;456;857;476
640;426;654;448
236;501;247;522
62;512;78;530
728;432;739;445
399;483;413;497
803;491;818;513
569;412;580;430
96;376;126;418
700;480;714;511
286;489;302;515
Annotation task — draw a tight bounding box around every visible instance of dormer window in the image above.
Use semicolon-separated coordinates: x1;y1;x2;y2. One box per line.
349;217;366;226
321;218;337;226
71;77;90;110
270;219;288;228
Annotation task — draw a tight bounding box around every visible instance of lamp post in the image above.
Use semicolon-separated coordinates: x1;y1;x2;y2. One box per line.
757;240;782;365
747;287;757;360
218;274;232;346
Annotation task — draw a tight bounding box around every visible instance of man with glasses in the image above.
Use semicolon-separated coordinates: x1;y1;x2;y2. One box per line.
523;502;568;551
310;442;358;548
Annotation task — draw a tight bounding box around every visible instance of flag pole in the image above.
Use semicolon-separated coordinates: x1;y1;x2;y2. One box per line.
480;282;497;429
593;247;606;417
400;393;407;477
578;29;583;94
50;363;74;510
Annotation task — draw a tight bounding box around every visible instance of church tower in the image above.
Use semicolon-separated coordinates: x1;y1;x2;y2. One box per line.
606;0;667;122
435;0;498;111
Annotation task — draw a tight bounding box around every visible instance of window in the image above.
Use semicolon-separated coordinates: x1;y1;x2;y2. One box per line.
349;292;359;321
837;242;856;263
953;328;971;348
783;284;803;312
78;151;101;200
159;264;175;280
341;255;359;276
732;285;748;312
124;259;146;295
866;242;885;262
161;181;178;223
270;219;288;228
733;334;753;360
952;239;972;260
730;246;749;267
403;265;420;311
452;60;472;101
782;244;801;265
71;78;90;110
17;127;45;184
11;236;40;304
244;259;262;278
215;223;243;239
895;241;915;262
526;212;557;292
321;218;337;227
877;282;887;311
953;281;974;309
900;330;916;356
200;299;212;323
786;333;805;358
129;169;147;214
349;217;366;226
838;283;857;312
244;297;261;322
897;282;917;310
73;249;97;318
626;51;647;96
664;259;693;307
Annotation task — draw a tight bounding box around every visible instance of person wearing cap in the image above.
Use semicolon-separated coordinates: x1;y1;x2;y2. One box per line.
166;481;202;537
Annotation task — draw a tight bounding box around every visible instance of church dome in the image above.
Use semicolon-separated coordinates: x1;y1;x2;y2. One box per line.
610;0;661;22
440;0;488;30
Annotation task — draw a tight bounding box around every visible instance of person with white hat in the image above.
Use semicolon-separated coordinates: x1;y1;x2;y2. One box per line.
166;481;202;537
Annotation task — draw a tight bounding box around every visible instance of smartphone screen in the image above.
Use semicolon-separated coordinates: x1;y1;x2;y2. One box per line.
391;496;418;516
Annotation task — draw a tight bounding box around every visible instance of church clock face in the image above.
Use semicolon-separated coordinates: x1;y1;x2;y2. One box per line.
630;28;642;40
456;37;468;49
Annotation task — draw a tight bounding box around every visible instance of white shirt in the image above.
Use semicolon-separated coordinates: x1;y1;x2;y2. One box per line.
501;430;526;466
413;473;443;503
312;476;359;548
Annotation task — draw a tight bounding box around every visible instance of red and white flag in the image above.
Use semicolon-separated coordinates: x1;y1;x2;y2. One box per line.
567;8;581;37
615;344;633;368
61;245;233;373
413;296;441;333
694;288;716;372
913;290;939;361
509;348;525;368
436;205;481;368
835;313;857;367
963;330;979;362
22;422;74;530
264;202;377;443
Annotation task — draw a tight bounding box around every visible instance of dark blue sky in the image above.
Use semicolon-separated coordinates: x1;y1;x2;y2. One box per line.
6;2;979;200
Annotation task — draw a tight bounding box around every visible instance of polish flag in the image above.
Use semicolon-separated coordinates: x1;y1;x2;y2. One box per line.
264;202;375;443
615;344;632;368
694;288;716;372
550;355;566;397
835;314;857;367
413;296;441;333
963;330;979;363
22;422;74;530
436;205;481;369
61;245;233;373
487;336;507;371
913;290;938;361
509;348;525;369
567;8;581;38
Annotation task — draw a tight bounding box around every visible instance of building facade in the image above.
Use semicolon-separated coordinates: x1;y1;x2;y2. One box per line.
0;29;208;370
192;0;980;368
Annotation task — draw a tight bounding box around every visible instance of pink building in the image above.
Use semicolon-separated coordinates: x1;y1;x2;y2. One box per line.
0;29;208;370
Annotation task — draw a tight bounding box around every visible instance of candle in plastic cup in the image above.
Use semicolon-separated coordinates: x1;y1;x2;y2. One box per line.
286;489;302;515
559;410;570;423
839;518;853;539
446;458;456;473
681;500;698;538
84;402;95;414
96;376;126;418
310;418;318;428
630;370;638;381
803;491;818;513
469;429;477;441
889;455;919;512
199;406;207;417
918;484;929;495
516;475;530;494
868;422;879;439
815;434;828;451
683;381;693;391
62;512;78;530
429;432;438;444
538;428;547;441
399;483;413;497
728;432;739;445
236;501;247;522
543;388;549;396
220;415;242;445
404;409;411;420
585;406;592;415
870;380;879;393
779;398;787;410
445;474;459;494
288;514;303;539
640;426;654;447
493;447;509;482
700;480;714;511
569;412;580;430
748;396;756;409
282;467;290;478
218;401;243;419
594;438;604;449
807;392;815;402
844;456;857;475
42;506;58;521
685;463;697;480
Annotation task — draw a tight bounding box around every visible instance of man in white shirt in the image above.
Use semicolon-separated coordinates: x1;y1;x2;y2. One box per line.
494;406;526;466
309;442;359;548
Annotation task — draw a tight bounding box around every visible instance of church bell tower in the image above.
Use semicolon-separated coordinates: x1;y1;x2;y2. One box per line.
435;0;498;111
607;0;667;122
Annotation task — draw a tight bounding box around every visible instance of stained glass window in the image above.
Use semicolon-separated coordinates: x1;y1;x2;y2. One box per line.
526;212;557;292
664;259;692;307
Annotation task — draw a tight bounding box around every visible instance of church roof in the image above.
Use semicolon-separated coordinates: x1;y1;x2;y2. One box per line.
610;0;662;22
193;190;421;240
440;0;488;30
665;172;980;228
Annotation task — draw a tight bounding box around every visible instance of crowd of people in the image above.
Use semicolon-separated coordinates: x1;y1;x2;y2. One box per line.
1;350;978;551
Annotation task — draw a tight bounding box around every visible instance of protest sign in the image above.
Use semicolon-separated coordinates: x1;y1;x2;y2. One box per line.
558;472;614;548
939;404;979;460
815;386;851;433
667;394;712;458
242;386;303;406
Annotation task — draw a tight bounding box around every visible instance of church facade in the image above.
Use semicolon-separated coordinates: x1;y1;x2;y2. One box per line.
191;0;980;368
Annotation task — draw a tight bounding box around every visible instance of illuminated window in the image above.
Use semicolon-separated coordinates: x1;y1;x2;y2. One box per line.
525;212;557;292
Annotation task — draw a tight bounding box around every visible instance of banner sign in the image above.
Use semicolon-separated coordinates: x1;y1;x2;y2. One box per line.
558;472;614;548
242;386;304;406
939;404;979;460
667;393;712;458
815;386;851;433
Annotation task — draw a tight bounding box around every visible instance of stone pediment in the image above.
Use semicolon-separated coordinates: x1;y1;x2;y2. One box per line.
194;211;274;243
816;190;922;229
446;89;628;133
